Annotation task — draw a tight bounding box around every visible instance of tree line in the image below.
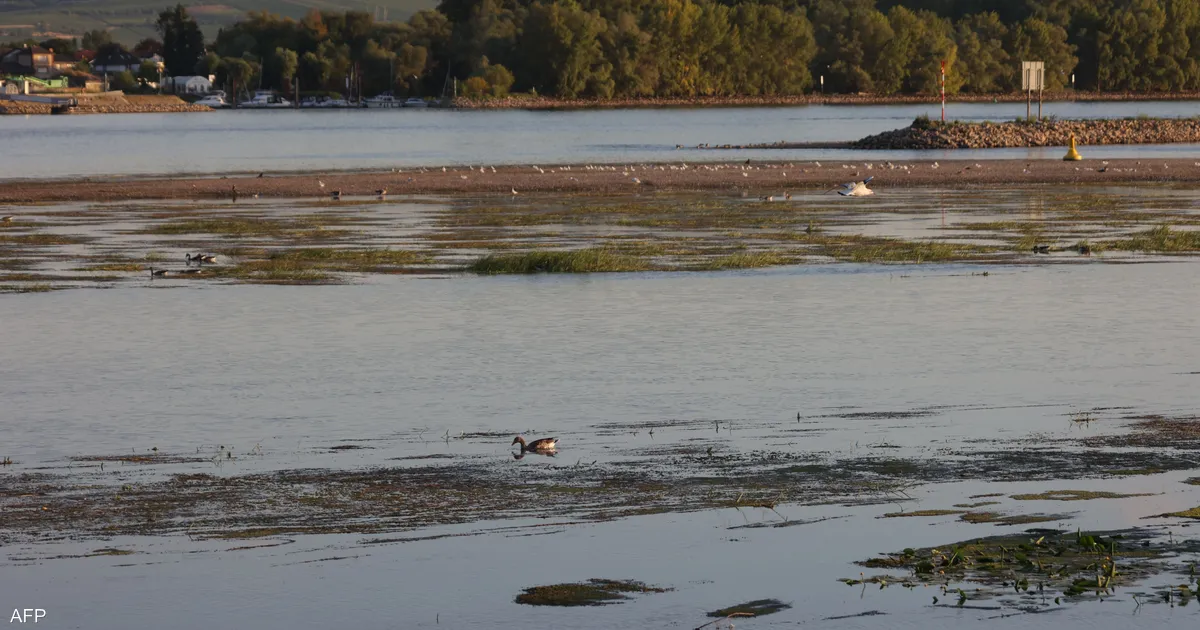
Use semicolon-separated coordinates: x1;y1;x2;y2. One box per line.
11;1;1200;98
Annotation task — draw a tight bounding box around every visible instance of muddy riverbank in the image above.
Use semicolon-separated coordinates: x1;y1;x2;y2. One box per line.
3;158;1200;203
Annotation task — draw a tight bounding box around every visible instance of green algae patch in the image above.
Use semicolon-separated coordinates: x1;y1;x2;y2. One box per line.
707;598;791;617
1011;490;1155;501
881;509;964;518
848;527;1198;610
515;579;669;606
961;512;1068;525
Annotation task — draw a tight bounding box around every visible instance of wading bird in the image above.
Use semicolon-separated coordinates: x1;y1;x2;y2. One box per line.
836;176;874;197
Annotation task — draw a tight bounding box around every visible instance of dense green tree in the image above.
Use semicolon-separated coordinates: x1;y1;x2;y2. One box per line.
156;4;206;76
81;29;112;50
954;12;1010;92
39;37;76;55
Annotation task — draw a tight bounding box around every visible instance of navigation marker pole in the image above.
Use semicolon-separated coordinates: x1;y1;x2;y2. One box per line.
940;60;946;122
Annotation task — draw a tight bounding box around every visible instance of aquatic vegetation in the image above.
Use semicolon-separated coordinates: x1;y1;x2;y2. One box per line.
468;248;651;273
0;234;89;245
706;599;791;617
1108;225;1200;252
881;509;963;518
1162;507;1200;519
960;512;1068;525
954;501;1001;508
515;579;669;606
141;217;351;240
692;251;791;270
850;527;1198;608
1010;490;1154;501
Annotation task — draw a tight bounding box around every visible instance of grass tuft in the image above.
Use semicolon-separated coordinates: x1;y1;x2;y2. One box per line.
468;248;650;274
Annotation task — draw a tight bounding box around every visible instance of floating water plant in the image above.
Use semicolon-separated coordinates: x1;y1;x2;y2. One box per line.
515;579;669;606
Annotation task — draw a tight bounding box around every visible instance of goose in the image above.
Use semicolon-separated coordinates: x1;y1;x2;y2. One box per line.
375;188;388;198
186;253;217;265
149;267;169;277
512;436;557;453
1031;245;1051;254
330;190;342;200
511;187;518;195
1;216;12;222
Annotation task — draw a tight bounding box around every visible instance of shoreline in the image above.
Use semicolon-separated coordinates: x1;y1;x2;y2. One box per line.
2;158;1198;203
453;91;1200;110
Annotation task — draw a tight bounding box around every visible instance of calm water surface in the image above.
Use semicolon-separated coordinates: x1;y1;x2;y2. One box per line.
3;262;1200;629
3;262;1199;462
6;101;1200;179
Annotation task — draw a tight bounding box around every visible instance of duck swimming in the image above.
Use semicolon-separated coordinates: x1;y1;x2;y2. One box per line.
512;436;557;453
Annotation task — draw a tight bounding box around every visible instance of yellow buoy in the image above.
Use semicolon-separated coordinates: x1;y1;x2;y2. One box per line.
1063;135;1082;161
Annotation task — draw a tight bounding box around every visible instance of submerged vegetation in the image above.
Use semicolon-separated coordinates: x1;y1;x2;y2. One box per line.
515;579;669;606
850;527;1200;607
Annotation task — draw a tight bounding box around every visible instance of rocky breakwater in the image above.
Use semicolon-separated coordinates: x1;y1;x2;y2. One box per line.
853;117;1200;149
0;94;210;115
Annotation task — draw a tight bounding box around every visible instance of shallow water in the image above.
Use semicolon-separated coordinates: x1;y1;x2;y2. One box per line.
3;262;1199;466
2;258;1199;469
5;231;1200;627
5;101;1200;179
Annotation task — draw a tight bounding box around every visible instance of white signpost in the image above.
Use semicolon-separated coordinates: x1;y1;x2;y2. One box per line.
1022;61;1045;121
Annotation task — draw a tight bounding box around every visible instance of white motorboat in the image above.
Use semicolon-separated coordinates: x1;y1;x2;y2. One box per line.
195;94;228;109
240;90;292;109
364;91;403;108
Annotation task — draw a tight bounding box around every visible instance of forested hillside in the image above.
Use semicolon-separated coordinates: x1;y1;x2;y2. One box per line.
202;0;1200;98
10;1;1200;98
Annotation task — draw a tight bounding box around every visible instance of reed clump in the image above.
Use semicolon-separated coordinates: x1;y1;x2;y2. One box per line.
468;248;651;274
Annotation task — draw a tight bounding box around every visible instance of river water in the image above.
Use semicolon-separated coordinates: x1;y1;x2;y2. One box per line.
5;100;1200;180
2;261;1200;629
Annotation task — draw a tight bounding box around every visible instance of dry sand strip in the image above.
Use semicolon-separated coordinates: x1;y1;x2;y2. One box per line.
2;158;1198;203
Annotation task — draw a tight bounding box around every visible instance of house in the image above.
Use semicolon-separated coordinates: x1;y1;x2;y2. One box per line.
52;53;76;72
91;47;142;74
64;73;103;92
163;75;212;94
0;45;55;78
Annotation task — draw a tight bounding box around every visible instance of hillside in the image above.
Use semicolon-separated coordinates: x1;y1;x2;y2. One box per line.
0;0;435;44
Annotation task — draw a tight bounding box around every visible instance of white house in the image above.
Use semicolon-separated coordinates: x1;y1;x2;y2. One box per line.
163;75;212;94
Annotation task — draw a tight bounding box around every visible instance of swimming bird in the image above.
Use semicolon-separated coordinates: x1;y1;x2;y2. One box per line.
511;187;518;195
512;436;557;453
257;172;264;178
318;180;326;189
1078;243;1092;256
631;177;642;185
330;190;342;200
149;267;169;277
179;268;203;275
1032;245;1051;254
836;176;874;197
231;185;239;202
0;216;13;222
376;188;388;198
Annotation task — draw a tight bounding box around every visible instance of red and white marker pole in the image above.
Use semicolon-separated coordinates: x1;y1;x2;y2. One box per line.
940;60;946;122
